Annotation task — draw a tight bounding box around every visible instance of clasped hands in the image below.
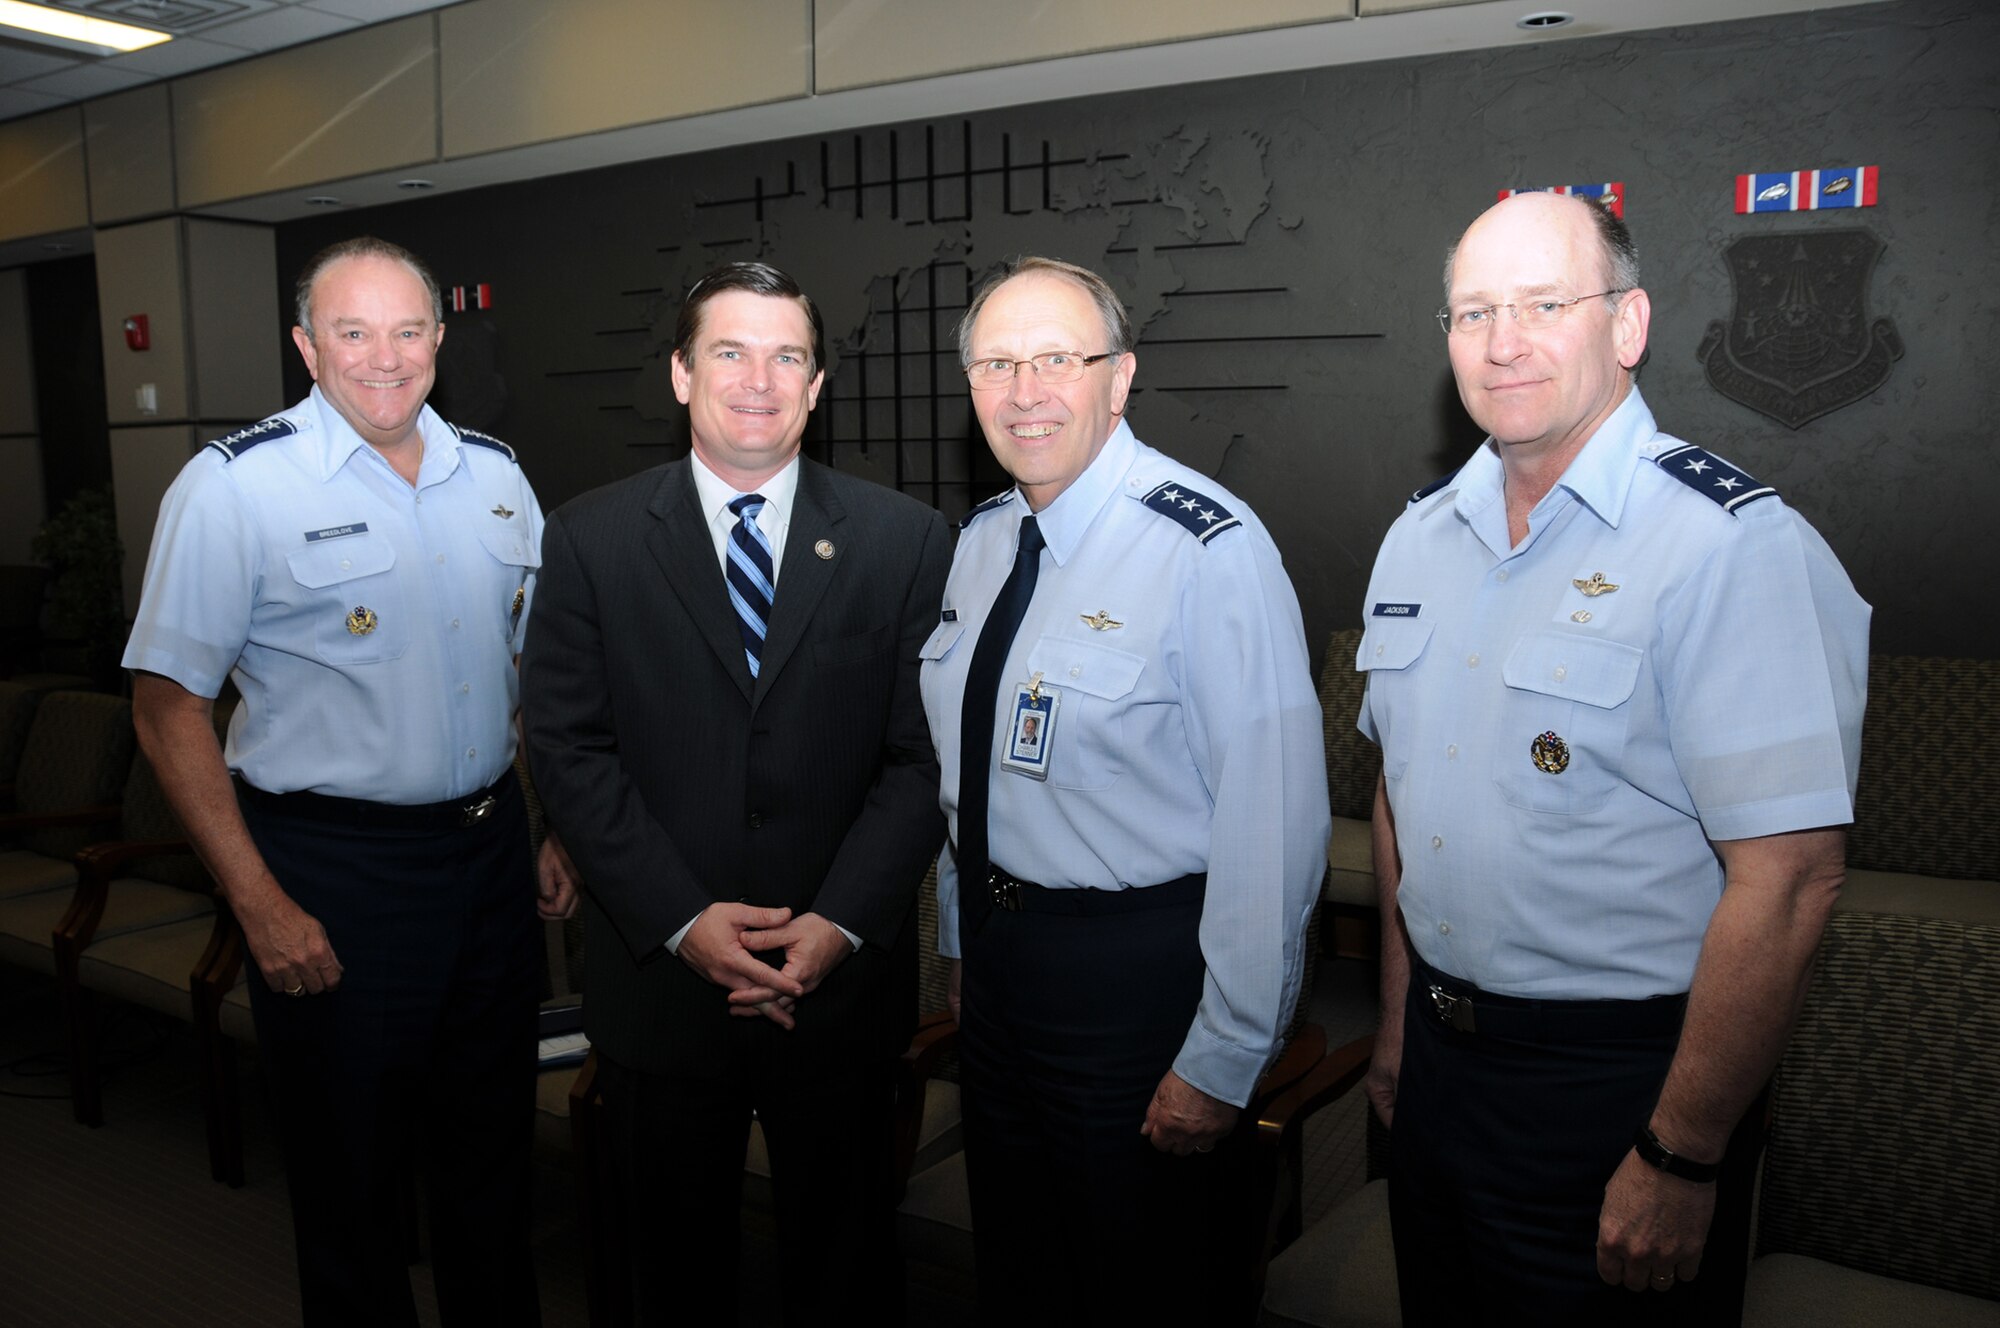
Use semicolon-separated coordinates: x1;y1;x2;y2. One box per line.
678;902;853;1030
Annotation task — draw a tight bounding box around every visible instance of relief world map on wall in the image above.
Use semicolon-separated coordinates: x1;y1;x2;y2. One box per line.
612;123;1297;517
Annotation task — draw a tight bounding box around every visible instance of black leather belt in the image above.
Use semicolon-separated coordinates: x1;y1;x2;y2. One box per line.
984;868;1205;916
234;768;514;832
1411;954;1687;1039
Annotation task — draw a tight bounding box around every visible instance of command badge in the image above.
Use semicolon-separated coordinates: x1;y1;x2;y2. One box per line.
345;606;379;636
1531;731;1570;774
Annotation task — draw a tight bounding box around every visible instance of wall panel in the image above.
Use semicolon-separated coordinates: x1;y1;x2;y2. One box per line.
815;0;1351;93
441;0;810;158
95;219;190;427
84;85;176;224
0;109;87;243
173;17;437;208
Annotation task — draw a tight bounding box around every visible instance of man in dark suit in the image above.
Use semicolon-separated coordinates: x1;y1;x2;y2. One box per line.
522;262;950;1324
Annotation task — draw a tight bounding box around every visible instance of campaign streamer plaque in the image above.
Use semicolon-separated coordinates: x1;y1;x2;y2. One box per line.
1697;229;1902;430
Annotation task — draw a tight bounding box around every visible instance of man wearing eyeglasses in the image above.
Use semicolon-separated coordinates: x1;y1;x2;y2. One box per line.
1357;192;1868;1324
920;256;1327;1322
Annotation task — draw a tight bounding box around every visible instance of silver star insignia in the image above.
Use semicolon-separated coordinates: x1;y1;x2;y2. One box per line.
1198;509;1218;524
1159;488;1183;505
1715;476;1741;491
1683;459;1710;475
1181;497;1200;511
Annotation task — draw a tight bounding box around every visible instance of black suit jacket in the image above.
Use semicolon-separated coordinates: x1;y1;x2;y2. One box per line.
522;457;950;1078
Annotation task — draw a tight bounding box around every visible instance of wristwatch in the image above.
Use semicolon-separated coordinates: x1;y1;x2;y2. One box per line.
1633;1124;1720;1183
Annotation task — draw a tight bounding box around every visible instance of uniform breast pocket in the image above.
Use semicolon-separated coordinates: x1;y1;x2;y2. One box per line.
1357;618;1434;784
286;535;408;665
476;527;541;644
919;619;967;745
1024;636;1145;791
1494;632;1641;815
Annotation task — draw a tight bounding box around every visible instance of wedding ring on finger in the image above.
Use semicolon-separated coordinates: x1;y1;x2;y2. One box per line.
285;984;305;997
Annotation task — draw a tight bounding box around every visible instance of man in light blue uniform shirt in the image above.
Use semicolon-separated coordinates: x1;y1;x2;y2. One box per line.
124;237;573;1327
1358;193;1868;1325
921;256;1327;1322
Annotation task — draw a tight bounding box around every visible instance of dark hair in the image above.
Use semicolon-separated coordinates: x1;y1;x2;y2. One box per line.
672;261;826;372
295;236;442;337
957;255;1135;364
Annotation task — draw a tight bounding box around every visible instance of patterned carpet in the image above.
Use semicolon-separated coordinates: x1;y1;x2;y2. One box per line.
0;958;1378;1326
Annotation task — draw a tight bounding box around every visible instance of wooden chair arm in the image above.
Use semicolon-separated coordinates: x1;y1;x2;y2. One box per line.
892;1010;961;1196
1257;1033;1375;1141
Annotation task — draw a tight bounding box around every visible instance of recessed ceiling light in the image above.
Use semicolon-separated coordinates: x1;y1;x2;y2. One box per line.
0;0;169;54
305;196;343;207
1517;10;1574;29
396;179;436;190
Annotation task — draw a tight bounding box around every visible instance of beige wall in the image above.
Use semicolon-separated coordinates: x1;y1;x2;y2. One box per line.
442;0;812;157
173;16;438;210
815;0;1351;92
0;109;87;244
84;85;177;224
185;219;283;422
95;219;190;427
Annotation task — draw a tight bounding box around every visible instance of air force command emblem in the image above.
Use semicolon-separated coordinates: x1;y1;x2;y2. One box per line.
1697;229;1903;430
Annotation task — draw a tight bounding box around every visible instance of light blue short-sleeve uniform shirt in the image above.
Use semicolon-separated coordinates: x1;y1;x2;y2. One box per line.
1358;388;1869;1001
123;387;544;805
921;420;1330;1106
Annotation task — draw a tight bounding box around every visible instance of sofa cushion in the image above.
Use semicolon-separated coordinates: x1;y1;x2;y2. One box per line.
1324;816;1373;909
1745;1252;1998;1328
1837;867;2000;927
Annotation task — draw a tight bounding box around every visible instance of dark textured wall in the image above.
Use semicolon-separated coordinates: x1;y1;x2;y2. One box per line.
279;0;1998;662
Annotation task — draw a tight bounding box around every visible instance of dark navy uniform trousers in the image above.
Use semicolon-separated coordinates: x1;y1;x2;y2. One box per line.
1389;955;1762;1327
239;770;542;1327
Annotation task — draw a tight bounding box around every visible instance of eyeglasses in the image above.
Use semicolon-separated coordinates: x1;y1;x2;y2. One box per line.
964;351;1117;389
1436;289;1630;336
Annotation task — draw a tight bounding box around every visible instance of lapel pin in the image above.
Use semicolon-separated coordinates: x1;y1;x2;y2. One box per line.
491;503;515;519
1531;730;1570;774
815;539;835;560
1571;609;1593;624
345;605;379;636
1079;609;1123;631
1572;572;1620;597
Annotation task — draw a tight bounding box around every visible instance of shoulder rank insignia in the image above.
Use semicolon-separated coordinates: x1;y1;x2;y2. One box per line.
958;490;1013;529
1653;444;1778;514
1409;466;1461;505
1138;481;1240;544
204;417;299;462
453;425;517;463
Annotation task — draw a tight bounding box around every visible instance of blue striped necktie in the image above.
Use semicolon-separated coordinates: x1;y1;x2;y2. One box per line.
726;493;775;678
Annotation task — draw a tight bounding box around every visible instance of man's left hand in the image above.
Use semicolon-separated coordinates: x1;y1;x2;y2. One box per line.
737;912;854;999
536;831;581;920
1140;1070;1239;1156
1596;1148;1715;1292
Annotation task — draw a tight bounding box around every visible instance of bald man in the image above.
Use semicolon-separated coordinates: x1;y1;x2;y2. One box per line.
1356;193;1868;1324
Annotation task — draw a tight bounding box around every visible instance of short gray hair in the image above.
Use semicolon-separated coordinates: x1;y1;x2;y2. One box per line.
957;256;1135;364
295;236;443;338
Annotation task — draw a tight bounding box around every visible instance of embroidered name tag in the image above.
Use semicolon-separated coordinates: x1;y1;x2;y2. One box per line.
304;523;368;542
1372;602;1421;617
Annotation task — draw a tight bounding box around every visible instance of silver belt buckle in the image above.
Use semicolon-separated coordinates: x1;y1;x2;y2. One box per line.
461;794;497;827
1428;984;1477;1033
989;874;1023;912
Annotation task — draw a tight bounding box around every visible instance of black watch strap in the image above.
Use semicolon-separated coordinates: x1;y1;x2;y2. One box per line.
1633;1124;1720;1183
